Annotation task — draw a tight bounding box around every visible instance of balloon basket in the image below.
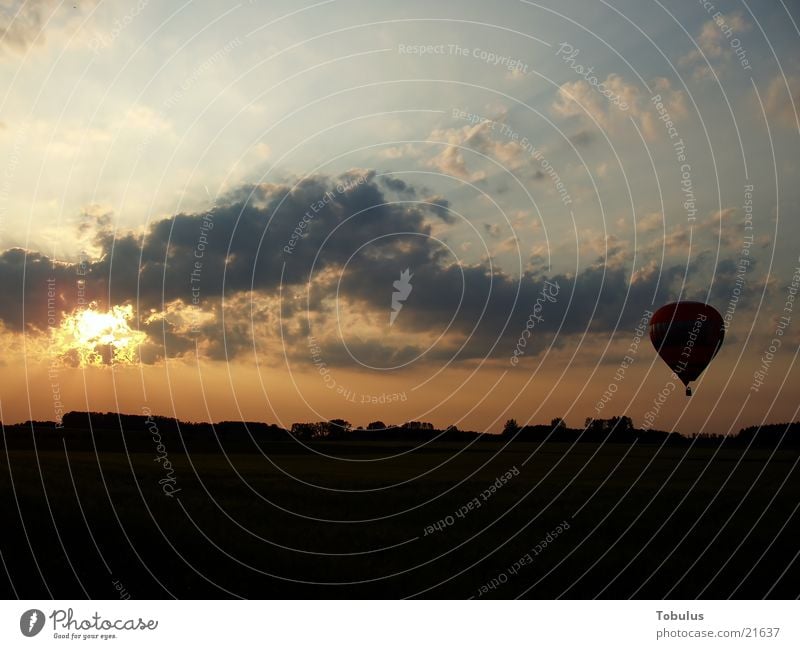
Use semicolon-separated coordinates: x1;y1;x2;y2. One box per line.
685;386;692;397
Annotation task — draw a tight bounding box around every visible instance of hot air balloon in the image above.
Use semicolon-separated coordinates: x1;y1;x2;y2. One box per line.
649;301;724;396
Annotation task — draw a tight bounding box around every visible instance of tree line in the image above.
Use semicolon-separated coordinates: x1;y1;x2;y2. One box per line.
3;411;800;448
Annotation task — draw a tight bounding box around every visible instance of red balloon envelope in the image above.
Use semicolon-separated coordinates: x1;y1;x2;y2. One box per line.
649;301;724;396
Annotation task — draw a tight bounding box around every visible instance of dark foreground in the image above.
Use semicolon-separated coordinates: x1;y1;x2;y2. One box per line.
1;434;798;599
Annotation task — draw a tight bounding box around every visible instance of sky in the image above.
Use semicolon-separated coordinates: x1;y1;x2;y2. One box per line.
0;0;798;434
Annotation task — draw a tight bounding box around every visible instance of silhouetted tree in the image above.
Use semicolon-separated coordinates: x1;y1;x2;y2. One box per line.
290;422;320;439
323;419;351;439
367;421;386;430
584;417;604;437
736;421;800;447
291;420;351;439
503;419;520;436
403;421;434;430
609;416;633;432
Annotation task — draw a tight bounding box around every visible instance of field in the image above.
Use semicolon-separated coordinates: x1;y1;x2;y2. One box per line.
1;437;798;599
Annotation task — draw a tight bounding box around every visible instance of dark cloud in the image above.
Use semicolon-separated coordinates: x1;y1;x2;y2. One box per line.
324;237;758;365
0;171;758;366
569;129;596;147
89;171;450;311
378;175;416;196
332;256;641;363
0;248;103;331
0;172;451;358
483;223;501;238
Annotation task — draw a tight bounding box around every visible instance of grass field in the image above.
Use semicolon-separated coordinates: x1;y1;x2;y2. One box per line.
1;438;798;599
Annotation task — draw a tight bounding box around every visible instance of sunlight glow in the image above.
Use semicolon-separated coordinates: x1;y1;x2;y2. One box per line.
51;303;146;367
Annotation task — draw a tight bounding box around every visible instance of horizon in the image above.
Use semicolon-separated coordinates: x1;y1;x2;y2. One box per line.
3;406;798;439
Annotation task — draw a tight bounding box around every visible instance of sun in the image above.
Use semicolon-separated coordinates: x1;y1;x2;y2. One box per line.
51;303;147;367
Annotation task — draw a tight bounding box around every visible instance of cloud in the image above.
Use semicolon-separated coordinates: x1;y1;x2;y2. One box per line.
247;142;271;161
0;0;94;56
0;171;758;367
379;175;417;196
706;207;738;246
0;172;452;359
426;119;536;181
75;203;113;237
636;211;664;234
122;105;172;132
551;74;687;141
0;248;83;331
764;74;800;129
678;13;752;79
483;223;501;238
0;0;53;54
651;77;689;116
310;230;737;366
426;122;495;181
552;77;620;131
568;129;595;147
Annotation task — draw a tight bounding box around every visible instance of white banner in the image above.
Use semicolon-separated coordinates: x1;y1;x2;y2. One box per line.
0;600;797;648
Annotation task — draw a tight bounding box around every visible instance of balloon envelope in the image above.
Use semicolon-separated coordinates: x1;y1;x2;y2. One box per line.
649;302;724;389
